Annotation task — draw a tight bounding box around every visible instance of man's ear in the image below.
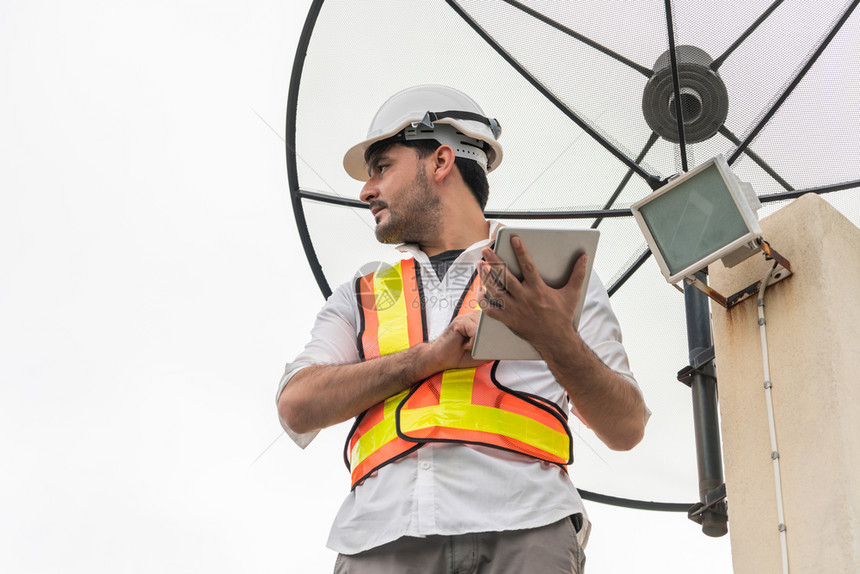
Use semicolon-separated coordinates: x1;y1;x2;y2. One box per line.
430;145;456;182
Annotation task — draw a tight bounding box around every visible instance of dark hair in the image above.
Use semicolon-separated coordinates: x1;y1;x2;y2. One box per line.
365;138;490;210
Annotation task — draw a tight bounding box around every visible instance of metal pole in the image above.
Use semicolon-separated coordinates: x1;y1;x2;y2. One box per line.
685;271;729;537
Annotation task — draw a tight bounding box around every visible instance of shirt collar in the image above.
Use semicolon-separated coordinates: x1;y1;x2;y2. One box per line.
396;219;505;262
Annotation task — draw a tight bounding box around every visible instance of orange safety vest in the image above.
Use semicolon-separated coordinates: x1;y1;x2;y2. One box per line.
344;257;573;489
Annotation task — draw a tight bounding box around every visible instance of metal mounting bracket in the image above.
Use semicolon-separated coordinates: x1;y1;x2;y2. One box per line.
681;238;793;309
688;483;728;525
677;346;715;387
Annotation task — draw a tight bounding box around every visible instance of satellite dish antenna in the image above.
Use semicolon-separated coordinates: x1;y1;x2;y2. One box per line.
285;0;860;535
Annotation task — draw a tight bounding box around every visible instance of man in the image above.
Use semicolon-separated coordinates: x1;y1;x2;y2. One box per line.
277;85;648;573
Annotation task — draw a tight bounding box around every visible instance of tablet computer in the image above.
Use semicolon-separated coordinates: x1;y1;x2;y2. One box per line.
471;227;600;360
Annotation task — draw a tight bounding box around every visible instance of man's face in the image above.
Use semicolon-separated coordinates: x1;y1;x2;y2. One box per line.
359;144;442;244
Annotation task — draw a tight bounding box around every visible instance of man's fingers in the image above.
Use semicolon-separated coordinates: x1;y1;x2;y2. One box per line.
563;254;588;300
485;262;507;292
451;311;481;340
460;310;480;337
477;259;509;299
477;251;505;285
510;236;543;286
479;247;525;301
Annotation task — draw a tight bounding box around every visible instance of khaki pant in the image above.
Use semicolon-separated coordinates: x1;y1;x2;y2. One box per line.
334;516;585;574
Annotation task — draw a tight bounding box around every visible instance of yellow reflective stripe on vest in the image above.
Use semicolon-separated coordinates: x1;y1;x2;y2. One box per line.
398;369;570;461
374;263;411;356
439;368;474;402
349;261;414;467
350;389;409;469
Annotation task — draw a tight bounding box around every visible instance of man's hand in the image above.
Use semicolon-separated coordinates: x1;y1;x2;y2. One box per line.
425;310;488;372
476;234;647;451
477;235;586;353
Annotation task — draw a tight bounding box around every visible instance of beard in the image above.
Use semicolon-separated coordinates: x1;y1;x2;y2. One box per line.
374;164;442;245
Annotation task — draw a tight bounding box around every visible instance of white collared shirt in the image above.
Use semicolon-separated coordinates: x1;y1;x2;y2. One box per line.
277;221;644;554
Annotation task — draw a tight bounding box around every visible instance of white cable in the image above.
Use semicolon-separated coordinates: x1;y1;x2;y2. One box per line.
758;264;789;574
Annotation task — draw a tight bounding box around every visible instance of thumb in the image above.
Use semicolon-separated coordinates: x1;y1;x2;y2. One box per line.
563;254;588;297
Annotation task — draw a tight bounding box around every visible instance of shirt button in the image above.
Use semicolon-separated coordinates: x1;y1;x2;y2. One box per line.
420;462;431;470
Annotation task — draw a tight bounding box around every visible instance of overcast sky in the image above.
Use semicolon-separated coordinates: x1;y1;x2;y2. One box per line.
0;1;734;572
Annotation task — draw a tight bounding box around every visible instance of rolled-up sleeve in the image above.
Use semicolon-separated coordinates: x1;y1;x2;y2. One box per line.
276;281;360;447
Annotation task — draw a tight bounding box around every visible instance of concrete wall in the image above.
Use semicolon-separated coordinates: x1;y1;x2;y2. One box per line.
710;193;860;573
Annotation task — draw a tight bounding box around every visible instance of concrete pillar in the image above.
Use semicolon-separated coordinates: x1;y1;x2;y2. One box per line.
710;193;860;573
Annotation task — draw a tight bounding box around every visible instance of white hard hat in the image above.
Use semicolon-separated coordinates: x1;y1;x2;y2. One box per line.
343;84;503;181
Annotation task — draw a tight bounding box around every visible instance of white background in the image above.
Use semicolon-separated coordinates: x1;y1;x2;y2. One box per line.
0;1;733;572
